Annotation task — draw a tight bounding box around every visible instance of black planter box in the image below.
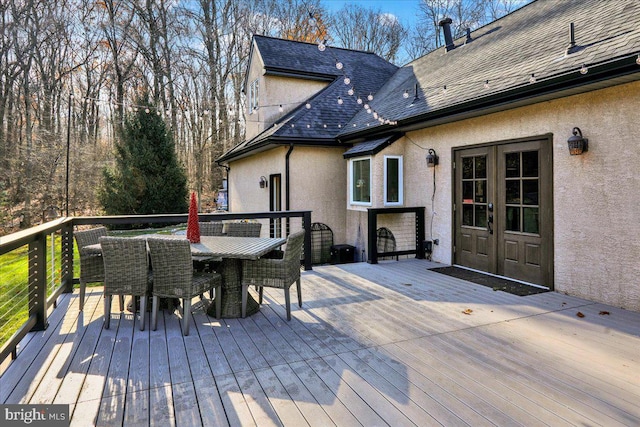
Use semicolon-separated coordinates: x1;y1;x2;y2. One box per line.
330;244;355;264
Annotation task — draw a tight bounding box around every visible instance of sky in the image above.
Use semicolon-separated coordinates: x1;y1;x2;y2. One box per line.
321;0;423;29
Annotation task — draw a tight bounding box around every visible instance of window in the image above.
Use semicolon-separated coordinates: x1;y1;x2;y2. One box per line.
249;79;259;112
384;155;403;205
350;157;371;205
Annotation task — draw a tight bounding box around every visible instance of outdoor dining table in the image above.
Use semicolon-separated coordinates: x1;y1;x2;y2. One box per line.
81;234;286;318
193;236;287;318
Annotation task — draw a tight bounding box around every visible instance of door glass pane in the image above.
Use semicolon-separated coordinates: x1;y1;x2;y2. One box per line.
523;208;539;234
475;156;486;179
506;180;520;204
506;206;520;231
522;151;538;177
462;204;473;226
505;152;520;178
462;157;473;179
522;179;539;205
475;180;486;203
475;205;487;228
463;181;473;202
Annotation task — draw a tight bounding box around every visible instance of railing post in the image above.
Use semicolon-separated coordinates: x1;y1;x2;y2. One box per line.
367;209;378;264
415;207;426;259
61;222;74;293
302;211;312;271
29;233;48;331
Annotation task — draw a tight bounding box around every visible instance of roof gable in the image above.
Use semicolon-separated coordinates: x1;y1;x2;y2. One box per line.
220;36;398;162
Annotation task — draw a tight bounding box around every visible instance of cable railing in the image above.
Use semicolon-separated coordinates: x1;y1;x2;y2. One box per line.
367;207;426;264
0;211;312;366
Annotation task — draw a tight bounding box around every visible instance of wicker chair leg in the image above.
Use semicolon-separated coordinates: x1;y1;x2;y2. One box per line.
79;281;86;311
139;296;147;331
118;295;124;312
296;278;302;308
182;298;191;336
215;285;222;320
152;296;160;330
104;295;111;329
284;288;291;321
258;287;264;304
241;284;249;318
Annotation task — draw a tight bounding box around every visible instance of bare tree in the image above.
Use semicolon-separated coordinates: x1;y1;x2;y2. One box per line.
484;0;523;21
98;0;139;137
327;3;407;64
0;1;21;175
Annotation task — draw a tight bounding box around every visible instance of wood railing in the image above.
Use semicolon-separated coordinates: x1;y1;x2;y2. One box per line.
0;211;312;365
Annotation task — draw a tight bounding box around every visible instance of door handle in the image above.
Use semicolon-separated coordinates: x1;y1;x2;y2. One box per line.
488;214;494;235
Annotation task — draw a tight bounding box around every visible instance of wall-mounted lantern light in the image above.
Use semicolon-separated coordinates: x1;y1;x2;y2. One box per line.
567;127;588;155
259;176;268;188
426;148;439;167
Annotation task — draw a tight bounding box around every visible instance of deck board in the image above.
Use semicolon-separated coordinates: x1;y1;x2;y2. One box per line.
2;259;640;426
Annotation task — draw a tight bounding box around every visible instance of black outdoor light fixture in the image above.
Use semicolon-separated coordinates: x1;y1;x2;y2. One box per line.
426;148;439;167
259;176;268;188
567;127;588;155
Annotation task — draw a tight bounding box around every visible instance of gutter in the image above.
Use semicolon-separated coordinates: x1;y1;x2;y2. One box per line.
264;66;336;82
218;137;349;163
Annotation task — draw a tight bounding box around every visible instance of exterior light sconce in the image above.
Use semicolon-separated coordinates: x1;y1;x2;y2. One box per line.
426;149;439;167
259;176;268;188
567;127;588;155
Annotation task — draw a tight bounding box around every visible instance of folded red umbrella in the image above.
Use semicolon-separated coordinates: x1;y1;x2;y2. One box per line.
186;192;200;243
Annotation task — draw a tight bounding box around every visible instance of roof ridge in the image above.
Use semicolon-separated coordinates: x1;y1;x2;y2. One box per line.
253;34;386;58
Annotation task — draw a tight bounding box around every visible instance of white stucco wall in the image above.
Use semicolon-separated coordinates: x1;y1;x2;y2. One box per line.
352;80;640;310
244;42;329;141
228;146;348;245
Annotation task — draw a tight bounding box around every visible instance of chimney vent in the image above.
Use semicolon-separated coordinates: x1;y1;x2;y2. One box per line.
439;18;455;52
566;22;577;54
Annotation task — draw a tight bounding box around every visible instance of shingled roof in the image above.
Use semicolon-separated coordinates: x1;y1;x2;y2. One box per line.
218;36;398;162
220;0;640;163
340;0;640;139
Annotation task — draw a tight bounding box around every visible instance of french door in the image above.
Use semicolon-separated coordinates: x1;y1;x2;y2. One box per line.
454;139;553;287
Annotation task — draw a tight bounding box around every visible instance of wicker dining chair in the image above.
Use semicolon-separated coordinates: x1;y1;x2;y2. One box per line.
225;222;262;237
74;226;108;310
199;221;224;236
99;237;152;331
241;230;305;320
147;237;222;335
195;221;224;279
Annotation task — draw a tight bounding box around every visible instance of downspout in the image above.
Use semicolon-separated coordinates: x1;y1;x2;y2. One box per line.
223;165;230;211
285;143;294;234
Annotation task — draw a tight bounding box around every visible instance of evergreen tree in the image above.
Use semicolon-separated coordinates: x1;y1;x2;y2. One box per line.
99;97;188;215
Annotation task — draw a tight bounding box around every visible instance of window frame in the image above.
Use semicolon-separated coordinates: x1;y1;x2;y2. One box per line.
249;79;259;113
384;155;403;206
349;156;372;206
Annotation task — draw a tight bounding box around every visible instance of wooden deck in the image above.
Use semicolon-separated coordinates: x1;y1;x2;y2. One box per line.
2;259;639;426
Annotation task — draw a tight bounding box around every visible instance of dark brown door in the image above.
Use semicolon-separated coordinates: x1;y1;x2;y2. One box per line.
269;174;282;238
454;139;553;288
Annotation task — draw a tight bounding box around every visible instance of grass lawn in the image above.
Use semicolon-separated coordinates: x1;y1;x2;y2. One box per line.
0;225;184;350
